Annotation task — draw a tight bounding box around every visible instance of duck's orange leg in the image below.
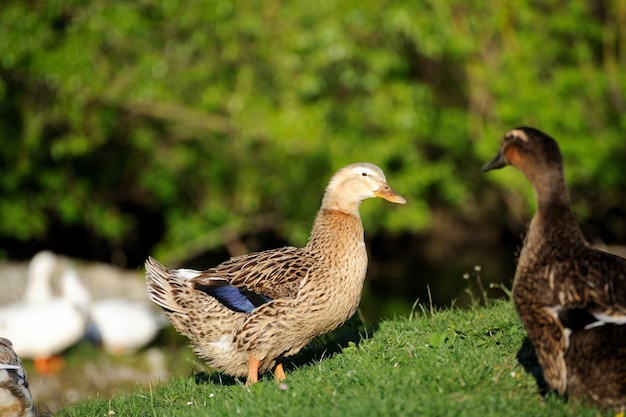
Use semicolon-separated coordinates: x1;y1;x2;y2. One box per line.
274;361;286;382
246;356;260;385
34;355;65;375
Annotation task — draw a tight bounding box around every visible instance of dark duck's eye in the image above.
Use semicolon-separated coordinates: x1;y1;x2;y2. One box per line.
361;172;368;177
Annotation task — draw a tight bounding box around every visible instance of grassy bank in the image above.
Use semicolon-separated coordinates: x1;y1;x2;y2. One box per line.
56;300;611;417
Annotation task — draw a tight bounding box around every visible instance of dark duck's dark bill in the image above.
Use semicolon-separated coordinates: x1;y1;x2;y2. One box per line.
482;151;508;172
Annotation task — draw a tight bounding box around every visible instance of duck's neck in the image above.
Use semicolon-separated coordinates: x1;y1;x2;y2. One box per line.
305;207;368;328
530;167;570;213
320;193;362;216
305;208;365;259
24;259;55;303
525;168;585;251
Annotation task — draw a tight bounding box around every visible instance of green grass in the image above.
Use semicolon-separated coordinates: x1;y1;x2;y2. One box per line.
55;300;613;417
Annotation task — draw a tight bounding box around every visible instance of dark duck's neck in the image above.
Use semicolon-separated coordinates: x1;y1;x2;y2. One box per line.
482;127;588;262
524;153;585;249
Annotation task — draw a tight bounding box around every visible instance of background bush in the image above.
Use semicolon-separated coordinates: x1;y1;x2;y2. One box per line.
1;0;624;313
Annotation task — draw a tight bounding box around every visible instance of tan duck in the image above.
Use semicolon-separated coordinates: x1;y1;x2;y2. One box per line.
483;127;626;409
146;162;406;384
0;337;34;417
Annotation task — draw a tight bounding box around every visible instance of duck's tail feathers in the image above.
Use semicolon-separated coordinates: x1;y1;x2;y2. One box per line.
145;257;187;314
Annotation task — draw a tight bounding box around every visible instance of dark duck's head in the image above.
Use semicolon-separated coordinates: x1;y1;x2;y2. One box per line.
483;127;570;208
482;127;564;175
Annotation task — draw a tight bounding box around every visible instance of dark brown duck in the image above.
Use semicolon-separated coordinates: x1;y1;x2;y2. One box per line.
483;127;626;409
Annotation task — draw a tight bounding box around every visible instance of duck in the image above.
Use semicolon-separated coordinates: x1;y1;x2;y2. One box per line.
483;127;626;409
46;259;167;355
146;162;406;384
0;337;34;417
0;252;90;374
87;298;166;355
36;253;166;355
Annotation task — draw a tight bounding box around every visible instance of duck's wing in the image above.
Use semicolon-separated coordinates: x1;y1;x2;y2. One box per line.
585;249;626;324
0;337;34;416
549;248;626;329
0;337;27;378
190;247;317;311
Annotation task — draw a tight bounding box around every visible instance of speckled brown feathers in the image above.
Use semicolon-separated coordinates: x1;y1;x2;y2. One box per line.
194;246;311;300
484;127;626;409
566;324;626;409
146;162;405;384
0;337;34;417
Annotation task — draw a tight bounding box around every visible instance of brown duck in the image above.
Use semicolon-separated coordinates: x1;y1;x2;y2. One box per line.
0;337;34;417
146;162;406;385
483;127;626;409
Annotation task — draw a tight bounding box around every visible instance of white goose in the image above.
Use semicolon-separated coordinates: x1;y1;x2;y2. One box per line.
88;298;166;355
55;260;167;354
0;251;89;374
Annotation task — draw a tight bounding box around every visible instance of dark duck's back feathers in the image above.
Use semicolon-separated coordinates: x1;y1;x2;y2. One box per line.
483;127;626;410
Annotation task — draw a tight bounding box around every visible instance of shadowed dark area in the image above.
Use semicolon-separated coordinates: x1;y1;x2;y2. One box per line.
516;336;549;397
284;318;378;372
194;372;240;386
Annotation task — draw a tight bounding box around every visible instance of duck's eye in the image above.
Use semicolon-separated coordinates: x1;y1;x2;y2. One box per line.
362;172;368;177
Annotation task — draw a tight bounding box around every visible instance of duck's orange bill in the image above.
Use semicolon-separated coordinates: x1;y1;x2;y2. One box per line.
375;186;407;204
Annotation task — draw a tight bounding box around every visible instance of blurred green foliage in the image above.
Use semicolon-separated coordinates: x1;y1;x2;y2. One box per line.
0;0;625;264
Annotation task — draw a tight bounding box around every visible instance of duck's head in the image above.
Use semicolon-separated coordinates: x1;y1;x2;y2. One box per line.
482;127;564;177
322;162;406;213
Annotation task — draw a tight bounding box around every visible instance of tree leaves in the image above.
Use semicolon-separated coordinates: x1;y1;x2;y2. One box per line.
0;0;624;264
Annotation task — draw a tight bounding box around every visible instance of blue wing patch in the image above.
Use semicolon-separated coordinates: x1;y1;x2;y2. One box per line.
194;280;272;313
